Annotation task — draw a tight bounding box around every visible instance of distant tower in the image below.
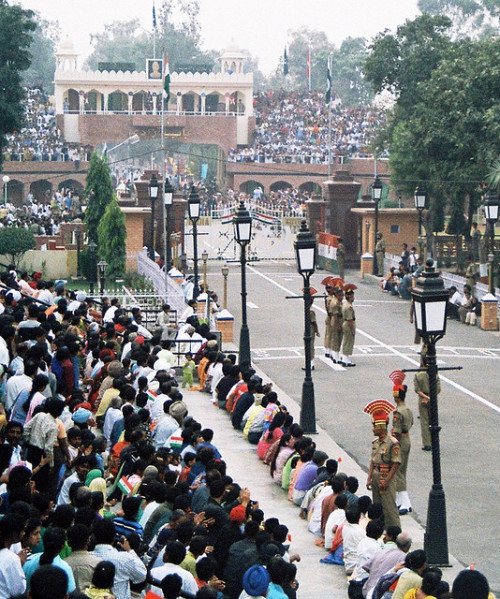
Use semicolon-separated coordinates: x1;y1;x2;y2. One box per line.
220;43;246;74
55;37;78;71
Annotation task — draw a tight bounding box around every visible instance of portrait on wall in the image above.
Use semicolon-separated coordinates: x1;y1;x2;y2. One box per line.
147;59;163;80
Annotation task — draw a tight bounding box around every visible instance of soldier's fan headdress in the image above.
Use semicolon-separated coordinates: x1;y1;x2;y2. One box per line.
364;399;395;426
389;370;406;393
343;283;357;293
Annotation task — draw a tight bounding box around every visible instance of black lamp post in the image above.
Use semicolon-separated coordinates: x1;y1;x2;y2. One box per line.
411;259;450;566
88;241;97;295
75;228;81;277
234;199;252;367
484;190;499;295
372;175;383;274
295;220;317;434
97;260;108;295
164;177;174;273
188;185;201;299
149;174;159;261
414;184;427;259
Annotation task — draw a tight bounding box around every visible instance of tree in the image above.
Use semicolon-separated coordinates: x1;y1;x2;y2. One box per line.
0;227;36;267
23;11;60;93
418;0;500;37
330;37;374;107
0;1;36;170
83;152;115;244
84;1;212;72
97;198;126;279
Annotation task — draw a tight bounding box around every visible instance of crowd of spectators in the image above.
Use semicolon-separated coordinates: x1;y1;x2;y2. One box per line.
0;264;493;599
228;90;386;164
3;87;91;163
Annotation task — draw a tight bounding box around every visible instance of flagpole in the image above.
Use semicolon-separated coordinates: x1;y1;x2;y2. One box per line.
153;1;157;59
327;54;332;179
161;61;167;299
308;42;312;91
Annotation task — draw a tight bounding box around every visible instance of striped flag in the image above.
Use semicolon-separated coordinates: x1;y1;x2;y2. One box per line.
169;434;183;450
163;55;171;103
283;48;289;76
326;63;332;104
117;475;134;495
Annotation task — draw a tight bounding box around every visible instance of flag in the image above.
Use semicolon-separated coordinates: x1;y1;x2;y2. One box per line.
326;64;332;104
117;475;134;495
283;48;289;76
152;1;157;28
169;435;183;450
163;55;171;103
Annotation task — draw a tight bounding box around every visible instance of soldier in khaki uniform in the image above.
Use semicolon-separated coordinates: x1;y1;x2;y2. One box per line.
464;254;478;291
389;370;414;515
336;238;346;280
305;286;320;370
414;354;441;451
330;284;344;363
323;283;335;359
365;400;401;529
340;283;356;367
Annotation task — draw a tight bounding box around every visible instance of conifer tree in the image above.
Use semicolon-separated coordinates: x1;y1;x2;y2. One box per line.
83;152;114;244
97;197;126;279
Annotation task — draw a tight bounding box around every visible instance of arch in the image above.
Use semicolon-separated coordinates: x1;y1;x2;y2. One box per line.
86;89;103;113
64;88;79;113
205;92;223;114
108;90;127;113
270;180;293;193
239;180;265;195
58;179;84;197
30;180;53;202
132;90;151;113
4;179;24;207
298;181;322;195
182;91;200;114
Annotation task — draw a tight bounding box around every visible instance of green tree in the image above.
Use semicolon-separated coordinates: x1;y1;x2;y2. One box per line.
83;152;115;244
84;1;211;73
0;227;36;267
418;0;500;37
23;11;60;93
0;1;35;169
97;198;126;279
330;37;374;106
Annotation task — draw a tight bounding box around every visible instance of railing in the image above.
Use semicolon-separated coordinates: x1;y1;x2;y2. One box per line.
202;201;305;221
63;109;243;117
137;250;186;314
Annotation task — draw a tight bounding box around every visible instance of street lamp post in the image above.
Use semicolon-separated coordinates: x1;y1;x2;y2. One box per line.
484;191;499;295
164;178;174;273
97;260;108;295
88;241;97;295
294;220;317;434
372;175;382;274
149;174;159;262
234;199;252;367
202;250;208;293
2;176;10;206
75;228;81;277
221;264;229;309
411;259;450;565
188;186;201;299
414;184;427;259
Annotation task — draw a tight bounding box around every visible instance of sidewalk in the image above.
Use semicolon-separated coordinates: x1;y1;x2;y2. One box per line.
181;359;464;599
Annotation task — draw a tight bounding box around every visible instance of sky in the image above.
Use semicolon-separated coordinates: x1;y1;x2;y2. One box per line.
16;0;420;74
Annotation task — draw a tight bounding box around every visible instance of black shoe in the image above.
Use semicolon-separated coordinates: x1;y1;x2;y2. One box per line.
346;363;356;367
330;356;337;363
399;508;412;515
422;446;432;451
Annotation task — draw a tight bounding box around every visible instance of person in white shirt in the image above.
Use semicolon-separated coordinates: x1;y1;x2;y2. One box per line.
150;541;198;597
342;510;367;575
152;402;178;450
3;358;37;412
348;519;384;597
324;494;347;550
0;512;28;599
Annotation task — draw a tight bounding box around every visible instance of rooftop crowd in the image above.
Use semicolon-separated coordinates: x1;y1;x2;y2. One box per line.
228;91;385;164
0;264;491;599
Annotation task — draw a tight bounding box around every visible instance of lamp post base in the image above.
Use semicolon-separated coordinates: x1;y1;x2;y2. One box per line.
300;377;316;434
239;324;251;368
424;483;450;566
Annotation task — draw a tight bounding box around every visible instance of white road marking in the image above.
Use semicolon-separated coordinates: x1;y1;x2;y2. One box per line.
247;302;259;309
318;356;346;371
248;265;500;416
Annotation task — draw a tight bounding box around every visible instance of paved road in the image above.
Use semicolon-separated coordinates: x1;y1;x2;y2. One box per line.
209;260;500;592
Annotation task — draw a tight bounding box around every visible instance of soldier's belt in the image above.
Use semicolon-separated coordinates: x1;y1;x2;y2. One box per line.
375;464;391;472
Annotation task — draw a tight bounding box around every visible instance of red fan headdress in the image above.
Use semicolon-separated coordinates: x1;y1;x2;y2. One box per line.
363;399;395;425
